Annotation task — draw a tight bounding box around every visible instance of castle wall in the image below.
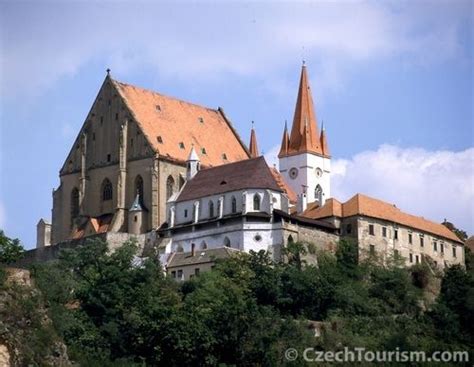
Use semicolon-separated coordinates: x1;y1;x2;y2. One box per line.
351;216;464;269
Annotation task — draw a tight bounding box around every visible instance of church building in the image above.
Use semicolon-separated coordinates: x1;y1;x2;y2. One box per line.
33;64;464;278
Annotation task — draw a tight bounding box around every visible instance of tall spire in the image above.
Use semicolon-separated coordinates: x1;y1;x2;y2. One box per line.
320;121;330;156
278;120;290;157
249;121;260;158
288;63;322;155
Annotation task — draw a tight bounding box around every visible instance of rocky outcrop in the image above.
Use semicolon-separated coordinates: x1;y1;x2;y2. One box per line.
0;267;72;366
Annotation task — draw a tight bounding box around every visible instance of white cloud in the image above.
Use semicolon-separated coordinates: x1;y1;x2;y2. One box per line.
332;145;474;235
266;144;474;234
0;1;471;99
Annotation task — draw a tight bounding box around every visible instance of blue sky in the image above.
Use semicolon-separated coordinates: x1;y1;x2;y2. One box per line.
0;1;473;248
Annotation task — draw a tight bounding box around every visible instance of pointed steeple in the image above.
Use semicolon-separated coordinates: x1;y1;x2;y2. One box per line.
288;63;322;155
249;121;260;158
320;121;330;156
278;120;290;157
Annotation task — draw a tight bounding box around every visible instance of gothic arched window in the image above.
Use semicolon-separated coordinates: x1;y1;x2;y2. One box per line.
179;175;185;189
200;241;207;250
166;175;175;200
224;237;231;247
70;187;79;222
253;194;261;211
288;235;294;244
315;185;323;205
102;179;113;201
231;196;237;213
209;201;214;218
135;175;144;201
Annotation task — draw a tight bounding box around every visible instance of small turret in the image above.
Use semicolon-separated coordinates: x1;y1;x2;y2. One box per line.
128;192;147;235
320;121;330;156
36;219;51;248
278;121;290;158
186;146;200;180
249;121;260;158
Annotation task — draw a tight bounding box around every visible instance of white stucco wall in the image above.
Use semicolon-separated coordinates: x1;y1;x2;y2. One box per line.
164;220;286;260
279;152;331;204
168;188;287;226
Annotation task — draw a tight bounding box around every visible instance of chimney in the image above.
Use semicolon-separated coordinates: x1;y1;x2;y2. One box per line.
191;243;196;257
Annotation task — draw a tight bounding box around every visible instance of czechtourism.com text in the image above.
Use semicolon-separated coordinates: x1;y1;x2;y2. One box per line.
284;347;470;363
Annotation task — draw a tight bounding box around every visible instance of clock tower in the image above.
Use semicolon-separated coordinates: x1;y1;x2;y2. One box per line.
278;63;331;207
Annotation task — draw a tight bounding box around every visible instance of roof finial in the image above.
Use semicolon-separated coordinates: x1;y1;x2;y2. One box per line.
302;59;306;66
106;68;111;75
321;119;325;131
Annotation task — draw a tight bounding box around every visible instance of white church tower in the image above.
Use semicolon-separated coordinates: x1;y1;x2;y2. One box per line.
278;63;331;209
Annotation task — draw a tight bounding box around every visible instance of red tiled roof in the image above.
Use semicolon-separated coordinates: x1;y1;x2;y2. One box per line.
302;194;462;243
70;214;113;239
270;167;297;204
176;157;283;202
280;65;328;158
113;79;250;166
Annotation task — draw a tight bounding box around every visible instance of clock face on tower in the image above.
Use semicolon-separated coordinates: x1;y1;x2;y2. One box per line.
315;167;323;178
289;167;299;179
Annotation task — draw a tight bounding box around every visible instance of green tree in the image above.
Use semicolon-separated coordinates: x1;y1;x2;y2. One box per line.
0;229;24;263
441;220;468;241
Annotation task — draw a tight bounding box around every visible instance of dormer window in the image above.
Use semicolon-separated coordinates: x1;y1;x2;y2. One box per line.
179;142;185;149
156;104;161;112
201;148;207;155
157;136;163;144
198;117;204;123
222;153;227;160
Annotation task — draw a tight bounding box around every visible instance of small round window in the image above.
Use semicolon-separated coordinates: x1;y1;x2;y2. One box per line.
289;167;298;179
254;234;262;242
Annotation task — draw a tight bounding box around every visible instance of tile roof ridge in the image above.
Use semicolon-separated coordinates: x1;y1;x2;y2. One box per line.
112;78;220;112
198;156;263;172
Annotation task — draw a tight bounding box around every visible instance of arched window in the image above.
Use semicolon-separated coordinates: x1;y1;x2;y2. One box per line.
315;185;323;204
224;237;231;247
134;175;144;201
166;176;175;200
200;241;207;250
253;194;261;211
70;187;79;222
209;201;214;217
102;178;113;201
179;175;185;189
176;245;184;253
231;196;237;213
288;235;294;244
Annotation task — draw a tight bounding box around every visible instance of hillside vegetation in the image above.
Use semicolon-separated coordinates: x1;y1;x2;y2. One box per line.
1;236;473;366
